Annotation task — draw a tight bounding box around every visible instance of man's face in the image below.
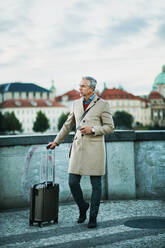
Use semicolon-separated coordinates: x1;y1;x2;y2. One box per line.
79;79;93;97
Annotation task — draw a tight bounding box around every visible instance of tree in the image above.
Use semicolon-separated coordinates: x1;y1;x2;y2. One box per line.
3;111;22;133
33;111;50;133
0;112;5;132
113;111;134;129
58;112;75;131
147;124;165;130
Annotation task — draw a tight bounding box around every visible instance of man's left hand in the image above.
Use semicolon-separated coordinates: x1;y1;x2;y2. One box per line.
79;126;92;135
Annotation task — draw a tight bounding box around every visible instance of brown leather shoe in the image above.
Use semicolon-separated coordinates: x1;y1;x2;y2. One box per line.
77;203;89;223
87;217;97;228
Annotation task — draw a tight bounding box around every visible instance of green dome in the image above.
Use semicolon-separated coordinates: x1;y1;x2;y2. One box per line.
153;65;165;90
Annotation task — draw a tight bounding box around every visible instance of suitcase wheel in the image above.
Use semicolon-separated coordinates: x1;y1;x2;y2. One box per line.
29;219;33;226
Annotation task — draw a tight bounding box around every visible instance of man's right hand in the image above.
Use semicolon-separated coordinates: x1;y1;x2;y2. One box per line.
47;142;58;150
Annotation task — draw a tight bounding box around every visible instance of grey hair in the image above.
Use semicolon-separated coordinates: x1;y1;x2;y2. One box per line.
82;76;97;90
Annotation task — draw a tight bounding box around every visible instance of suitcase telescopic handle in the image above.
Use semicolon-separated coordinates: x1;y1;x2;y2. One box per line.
46;148;55;186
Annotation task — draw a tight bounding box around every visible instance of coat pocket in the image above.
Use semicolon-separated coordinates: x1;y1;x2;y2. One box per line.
89;136;103;142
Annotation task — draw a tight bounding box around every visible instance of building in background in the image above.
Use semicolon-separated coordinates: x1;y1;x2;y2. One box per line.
55;65;165;127
0;82;68;133
100;88;150;126
55;89;81;109
148;91;165;127
148;65;165;127
153;65;165;98
0;82;56;103
0;65;165;133
56;87;151;126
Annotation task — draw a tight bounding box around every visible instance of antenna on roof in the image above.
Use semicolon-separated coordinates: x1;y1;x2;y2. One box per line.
50;80;56;99
103;82;108;90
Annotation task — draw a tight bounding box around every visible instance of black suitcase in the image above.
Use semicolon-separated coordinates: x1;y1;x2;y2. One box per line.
29;149;59;227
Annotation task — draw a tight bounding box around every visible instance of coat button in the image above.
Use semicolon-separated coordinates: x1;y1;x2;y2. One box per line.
81;134;84;137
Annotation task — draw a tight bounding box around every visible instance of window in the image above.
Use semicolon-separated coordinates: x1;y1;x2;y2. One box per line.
12;92;15;99
46;100;52;106
15;101;21;106
26;92;29;99
30;101;37;106
160;110;163;120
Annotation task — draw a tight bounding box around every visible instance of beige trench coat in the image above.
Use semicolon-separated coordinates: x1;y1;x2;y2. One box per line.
54;95;114;176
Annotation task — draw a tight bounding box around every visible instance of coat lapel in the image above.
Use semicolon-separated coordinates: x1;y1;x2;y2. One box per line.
79;97;84;115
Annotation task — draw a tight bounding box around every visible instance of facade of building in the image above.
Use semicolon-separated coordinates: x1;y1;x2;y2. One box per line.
0;82;68;133
100;88;150;126
148;91;165;127
0;82;55;103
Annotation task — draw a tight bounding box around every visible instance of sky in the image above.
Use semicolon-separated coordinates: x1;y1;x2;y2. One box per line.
0;0;165;96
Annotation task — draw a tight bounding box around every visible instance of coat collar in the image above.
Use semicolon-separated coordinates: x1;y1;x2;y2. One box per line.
82;94;99;112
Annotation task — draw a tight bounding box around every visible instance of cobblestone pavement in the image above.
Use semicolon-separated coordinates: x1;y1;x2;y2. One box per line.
1;200;165;248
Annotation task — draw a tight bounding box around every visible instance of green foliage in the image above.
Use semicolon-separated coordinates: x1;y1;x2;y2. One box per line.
0;112;5;132
0;111;22;133
58;112;67;131
113;111;134;129
33;111;50;133
58;112;75;131
134;122;165;130
147;124;165;130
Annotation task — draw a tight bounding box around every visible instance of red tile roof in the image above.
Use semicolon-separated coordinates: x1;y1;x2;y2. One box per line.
101;88;146;102
56;89;80;101
148;91;163;99
0;99;66;108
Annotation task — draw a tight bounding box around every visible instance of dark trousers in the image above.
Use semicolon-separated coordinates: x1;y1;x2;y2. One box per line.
69;173;102;218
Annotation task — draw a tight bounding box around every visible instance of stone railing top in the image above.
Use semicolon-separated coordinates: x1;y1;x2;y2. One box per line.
0;130;165;147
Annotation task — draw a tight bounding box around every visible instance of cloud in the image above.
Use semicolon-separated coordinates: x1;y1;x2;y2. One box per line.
100;17;148;46
50;10;96;49
52;28;94;49
156;22;165;39
0;0;32;32
0;20;15;32
112;17;147;35
0;0;164;96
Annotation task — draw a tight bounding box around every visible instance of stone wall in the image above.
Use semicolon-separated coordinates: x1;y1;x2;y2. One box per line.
0;131;165;210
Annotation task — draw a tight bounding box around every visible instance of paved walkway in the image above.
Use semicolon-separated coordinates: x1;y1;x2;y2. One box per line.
1;200;165;248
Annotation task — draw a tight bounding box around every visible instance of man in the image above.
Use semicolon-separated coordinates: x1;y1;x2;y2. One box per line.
48;76;114;228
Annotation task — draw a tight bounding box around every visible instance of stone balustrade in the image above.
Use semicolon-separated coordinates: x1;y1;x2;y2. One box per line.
0;130;165;210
